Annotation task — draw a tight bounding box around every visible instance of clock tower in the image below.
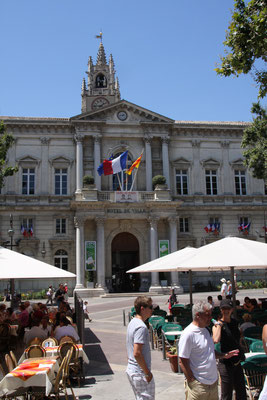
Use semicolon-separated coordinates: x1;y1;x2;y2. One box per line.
81;42;121;113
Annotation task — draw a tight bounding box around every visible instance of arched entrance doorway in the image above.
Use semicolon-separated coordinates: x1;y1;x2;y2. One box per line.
111;232;140;292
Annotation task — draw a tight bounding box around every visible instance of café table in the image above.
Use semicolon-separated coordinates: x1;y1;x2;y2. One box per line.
0;357;59;397
18;343;89;364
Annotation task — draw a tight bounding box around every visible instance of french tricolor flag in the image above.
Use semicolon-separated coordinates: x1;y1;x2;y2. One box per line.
97;151;128;176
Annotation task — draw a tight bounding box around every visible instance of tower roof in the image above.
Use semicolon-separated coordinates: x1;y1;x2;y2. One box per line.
96;42;107;65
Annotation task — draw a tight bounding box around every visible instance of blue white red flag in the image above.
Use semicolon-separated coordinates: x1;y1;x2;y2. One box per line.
97;151;128;176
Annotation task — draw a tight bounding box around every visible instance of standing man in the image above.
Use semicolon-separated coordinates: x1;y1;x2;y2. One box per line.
126;296;155;400
179;300;239;400
220;278;227;298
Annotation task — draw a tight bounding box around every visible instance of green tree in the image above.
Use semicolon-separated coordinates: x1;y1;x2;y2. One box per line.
241;102;267;180
0;121;18;188
216;0;267;99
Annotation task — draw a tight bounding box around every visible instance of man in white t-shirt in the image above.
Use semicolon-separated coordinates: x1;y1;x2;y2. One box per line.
126;296;154;400
220;278;227;298
179;300;239;400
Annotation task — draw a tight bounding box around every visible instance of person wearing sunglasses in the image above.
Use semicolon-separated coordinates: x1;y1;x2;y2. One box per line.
126;296;155;400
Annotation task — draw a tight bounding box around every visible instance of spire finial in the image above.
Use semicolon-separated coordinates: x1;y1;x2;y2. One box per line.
95;31;103;43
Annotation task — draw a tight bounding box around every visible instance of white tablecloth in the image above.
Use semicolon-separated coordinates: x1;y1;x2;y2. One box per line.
0;357;59;397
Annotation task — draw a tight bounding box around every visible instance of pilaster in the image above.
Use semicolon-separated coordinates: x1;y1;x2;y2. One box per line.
74;216;85;289
74;134;84;193
144;135;153;191
161;136;170;189
94;135;101;190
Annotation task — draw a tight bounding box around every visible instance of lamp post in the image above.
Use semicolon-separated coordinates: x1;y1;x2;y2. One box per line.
7;214;15;307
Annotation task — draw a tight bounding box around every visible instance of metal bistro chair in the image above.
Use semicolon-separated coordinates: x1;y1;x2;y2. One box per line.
25;344;46;358
59;335;76;344
241;355;267;400
148;316;165;349
249;340;264;353
161;323;183;360
5;353;15;373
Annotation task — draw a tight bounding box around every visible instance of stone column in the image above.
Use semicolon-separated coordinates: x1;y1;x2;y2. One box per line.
144;135;153;191
40;137;50;195
75;134;84;193
94;135;101;190
6;137;17;194
220;140;231;194
161;136;170;188
191;140;202;194
168;217;183;293
96;217;106;291
74;216;85;289
148;217;160;291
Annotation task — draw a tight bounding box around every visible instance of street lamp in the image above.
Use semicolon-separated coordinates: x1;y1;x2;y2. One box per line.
7;214;14;250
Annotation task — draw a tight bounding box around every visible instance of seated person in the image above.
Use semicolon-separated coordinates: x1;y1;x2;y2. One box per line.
235;300;243;309
250;298;259;310
18;304;29;328
24;319;48;345
240;313;256;333
243;297;254;312
53;316;80;343
5;307;17;322
40;316;52;337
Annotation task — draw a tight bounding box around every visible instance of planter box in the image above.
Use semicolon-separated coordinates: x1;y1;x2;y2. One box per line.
166;352;178;373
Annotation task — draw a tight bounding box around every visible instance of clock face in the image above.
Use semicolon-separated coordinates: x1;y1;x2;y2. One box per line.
117;111;128;121
91;97;109;110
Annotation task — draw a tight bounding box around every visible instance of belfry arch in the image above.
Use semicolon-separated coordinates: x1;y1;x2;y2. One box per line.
111;232;140;292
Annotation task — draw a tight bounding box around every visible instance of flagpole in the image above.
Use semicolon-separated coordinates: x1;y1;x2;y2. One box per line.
129;149;144;191
126;152;128;192
116;173;122;191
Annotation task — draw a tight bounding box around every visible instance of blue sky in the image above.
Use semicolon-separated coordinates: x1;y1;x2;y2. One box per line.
0;0;264;122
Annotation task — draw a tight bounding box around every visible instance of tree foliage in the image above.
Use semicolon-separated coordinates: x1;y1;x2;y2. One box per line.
216;0;267;98
0;121;18;188
241;103;267;179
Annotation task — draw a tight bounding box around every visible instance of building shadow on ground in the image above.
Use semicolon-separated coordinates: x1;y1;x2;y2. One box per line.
83;328;113;376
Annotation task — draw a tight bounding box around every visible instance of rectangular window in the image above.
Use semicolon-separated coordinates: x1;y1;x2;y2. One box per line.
21;218;34;236
56;218;66;234
55;168;67;195
22;168;35;195
240;216;249;226
235;170;246;195
176;169;188;195
179;217;189;233
205;170;217;195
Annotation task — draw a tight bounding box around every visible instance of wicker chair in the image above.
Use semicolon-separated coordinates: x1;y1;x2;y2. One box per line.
5;353;14;372
59;335;76;344
42;337;58;348
9;350;17;367
25;344;46;358
58;341;81;386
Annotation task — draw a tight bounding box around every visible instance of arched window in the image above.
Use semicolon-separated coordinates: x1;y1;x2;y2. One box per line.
112;153;133;191
54;249;68;270
95;73;107;88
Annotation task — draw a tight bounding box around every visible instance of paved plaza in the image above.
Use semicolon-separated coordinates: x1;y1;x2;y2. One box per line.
68;288;267;399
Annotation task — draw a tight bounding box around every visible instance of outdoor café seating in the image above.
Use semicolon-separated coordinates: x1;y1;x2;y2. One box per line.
243;326;262;340
148;316;165;349
25;344;46;358
242;354;267;400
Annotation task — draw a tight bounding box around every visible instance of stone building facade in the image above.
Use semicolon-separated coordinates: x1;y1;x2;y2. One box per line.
0;43;266;295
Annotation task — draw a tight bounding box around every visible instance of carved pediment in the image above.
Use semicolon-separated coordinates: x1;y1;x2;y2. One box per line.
230;158;245;169
172;157;192;166
70;100;174;124
49;156;73;166
16;155;40;165
200;158;221;167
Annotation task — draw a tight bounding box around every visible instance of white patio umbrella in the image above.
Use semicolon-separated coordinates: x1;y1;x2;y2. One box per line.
127;246;197;305
127;246;197;273
0;246;76;279
172;236;267;309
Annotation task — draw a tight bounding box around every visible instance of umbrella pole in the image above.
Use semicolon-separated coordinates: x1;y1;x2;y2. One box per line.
230;267;236;319
189;270;193;307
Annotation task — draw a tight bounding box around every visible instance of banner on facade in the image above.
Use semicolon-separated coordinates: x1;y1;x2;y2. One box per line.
115;191;138;202
85;241;96;271
159;240;169;258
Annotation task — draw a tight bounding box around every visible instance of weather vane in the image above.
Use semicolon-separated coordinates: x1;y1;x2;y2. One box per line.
95;31;103;43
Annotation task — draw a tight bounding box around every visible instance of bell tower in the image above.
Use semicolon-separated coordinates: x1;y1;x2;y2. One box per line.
81;41;121;113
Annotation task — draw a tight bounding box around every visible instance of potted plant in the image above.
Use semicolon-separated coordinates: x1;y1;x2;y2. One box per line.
83;175;95;187
166;346;178;373
152;175;166;190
